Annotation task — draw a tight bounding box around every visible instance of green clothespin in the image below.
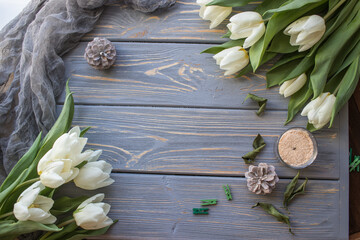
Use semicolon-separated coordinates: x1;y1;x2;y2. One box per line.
193;208;209;215
201;199;217;206
223;184;232;200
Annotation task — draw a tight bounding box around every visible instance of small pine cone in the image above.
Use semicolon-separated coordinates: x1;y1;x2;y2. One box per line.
84;37;116;70
245;163;279;195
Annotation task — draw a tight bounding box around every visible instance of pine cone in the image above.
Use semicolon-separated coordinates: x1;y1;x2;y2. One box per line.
84;37;116;70
245;163;279;195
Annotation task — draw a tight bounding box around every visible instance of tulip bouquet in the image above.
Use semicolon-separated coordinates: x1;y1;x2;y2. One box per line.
199;0;360;131
0;82;115;239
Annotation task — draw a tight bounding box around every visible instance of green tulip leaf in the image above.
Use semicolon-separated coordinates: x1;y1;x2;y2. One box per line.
330;57;360;127
242;134;266;164
329;0;341;9
222;30;231;38
310;2;360;98
51;196;89;216
250;0;326;71
281;56;314;84
255;0;289;18
0;169;29;206
252;202;293;234
285;83;313;125
243;94;268;116
206;0;252;7
63;223;116;240
41;222;79;240
266;56;303;88
236;52;277;78
201;39;245;54
80;127;91;137
265;0;326;14
0;133;41;193
267;32;298;54
0;220;61;239
306;122;317;132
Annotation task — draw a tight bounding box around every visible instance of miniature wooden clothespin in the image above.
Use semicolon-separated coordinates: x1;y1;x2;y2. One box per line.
193;208;209;215
200;199;217;206
223;184;232;200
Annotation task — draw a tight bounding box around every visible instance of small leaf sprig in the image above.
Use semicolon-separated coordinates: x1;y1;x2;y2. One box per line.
242;134;266;164
252;202;293;235
283;172;309;210
243;93;267;116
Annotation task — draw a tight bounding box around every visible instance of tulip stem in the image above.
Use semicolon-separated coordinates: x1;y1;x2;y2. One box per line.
0;211;13;219
333;83;341;96
39;218;76;240
58;218;75;228
324;0;347;20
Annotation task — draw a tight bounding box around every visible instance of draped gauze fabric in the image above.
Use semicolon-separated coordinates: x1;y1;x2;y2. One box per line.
0;0;175;183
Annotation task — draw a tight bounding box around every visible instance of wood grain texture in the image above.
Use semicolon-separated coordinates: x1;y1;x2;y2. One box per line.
60;42;287;109
59;173;344;239
83;1;257;43
66;105;343;180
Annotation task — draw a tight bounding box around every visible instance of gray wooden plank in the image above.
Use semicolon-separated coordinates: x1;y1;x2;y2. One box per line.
65;105;341;180
60;42;287;110
83;1;257;43
339;105;349;238
59;173;344;239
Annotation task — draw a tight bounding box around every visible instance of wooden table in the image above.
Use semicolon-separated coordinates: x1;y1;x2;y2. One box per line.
59;1;349;239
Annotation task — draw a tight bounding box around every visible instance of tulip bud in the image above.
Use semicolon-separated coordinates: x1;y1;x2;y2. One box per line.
74;193;113;230
37;126;101;188
284;15;325;52
196;0;232;29
279;73;307;98
74;157;115;190
301;92;336;129
13;181;56;224
213;46;249;76
227;11;265;48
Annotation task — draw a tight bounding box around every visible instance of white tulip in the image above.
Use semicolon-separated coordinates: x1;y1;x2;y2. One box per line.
37;126;100;188
197;0;232;29
284;15;326;52
279;73;307;98
74;193;113;230
213;46;249;76
227;11;265;48
13;181;56;224
301;92;336;129
74;152;114;190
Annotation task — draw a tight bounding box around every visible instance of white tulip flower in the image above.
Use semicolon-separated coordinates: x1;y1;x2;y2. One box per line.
74;152;114;190
74;193;113;230
37;126;101;188
213;46;249;76
284;15;326;52
13;181;56;224
301;92;336;129
227;11;266;48
197;0;232;29
279;73;307;98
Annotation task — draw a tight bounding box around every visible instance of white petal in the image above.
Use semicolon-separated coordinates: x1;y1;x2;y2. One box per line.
213;46;241;65
243;22;265;48
13;202;31;221
78;193;105;209
69;126;81;136
301;92;328;116
209;7;232;29
279;78;295;95
229;11;263;25
283;73;307;97
284;16;310;35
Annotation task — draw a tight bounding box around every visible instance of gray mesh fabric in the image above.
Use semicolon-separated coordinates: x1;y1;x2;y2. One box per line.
0;0;175;183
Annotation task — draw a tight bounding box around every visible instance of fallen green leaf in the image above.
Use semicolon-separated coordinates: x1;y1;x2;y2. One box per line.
243;94;268;116
201;39;245;55
252;202;293;234
242;134;266;164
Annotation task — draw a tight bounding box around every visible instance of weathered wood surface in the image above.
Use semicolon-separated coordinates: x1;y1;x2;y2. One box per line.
59;0;349;238
59;174;343;239
60;42;287;109
83;1;257;43
68;105;342;180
